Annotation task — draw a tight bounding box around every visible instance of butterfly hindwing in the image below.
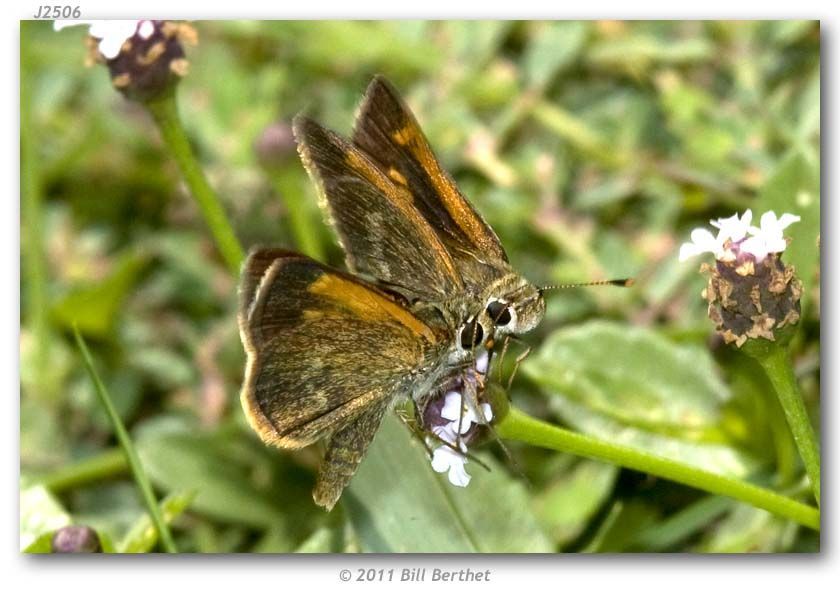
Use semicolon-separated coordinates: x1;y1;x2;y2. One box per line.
238;248;445;451
312;401;389;510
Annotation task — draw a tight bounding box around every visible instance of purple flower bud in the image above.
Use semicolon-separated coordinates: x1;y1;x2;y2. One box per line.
50;525;102;553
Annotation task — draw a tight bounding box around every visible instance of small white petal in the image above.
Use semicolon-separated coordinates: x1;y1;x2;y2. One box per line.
679;227;723;261
482;403;493;423
430;445;471;487
440;390;462;421
430;447;451;472
740;236;768;262
447;461;471;487
475;350;489;374
679;242;702;262
137;20;155;39
777;213;801;230
432;423;458;445
710;210;752;243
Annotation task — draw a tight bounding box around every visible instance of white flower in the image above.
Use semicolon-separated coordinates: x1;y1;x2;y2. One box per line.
427;385;494;488
54;20;155;60
439;390;493;434
742;211;802;262
679;209;799;263
431;444;471;487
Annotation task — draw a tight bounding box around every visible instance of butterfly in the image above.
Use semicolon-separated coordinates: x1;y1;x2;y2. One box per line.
239;76;549;510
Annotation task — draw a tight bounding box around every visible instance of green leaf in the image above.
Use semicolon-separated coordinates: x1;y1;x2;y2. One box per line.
527;321;727;433
583;500;660;552
19;485;71;550
634;495;733;551
534;459;618;547
51;252;148;338
118;490;196;553
344;413;553;552
523;21;588;89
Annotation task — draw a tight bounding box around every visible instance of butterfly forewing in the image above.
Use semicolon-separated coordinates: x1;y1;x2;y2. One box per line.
294;116;463;302
352;76;509;268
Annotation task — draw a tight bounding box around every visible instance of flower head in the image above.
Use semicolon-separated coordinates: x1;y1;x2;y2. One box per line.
54;19;197;103
681;210;803;348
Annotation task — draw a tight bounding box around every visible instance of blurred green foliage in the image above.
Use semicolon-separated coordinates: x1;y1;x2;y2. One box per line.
20;20;819;553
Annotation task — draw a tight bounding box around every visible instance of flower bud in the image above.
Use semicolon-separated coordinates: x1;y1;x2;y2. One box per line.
50;525;102;553
254;121;297;170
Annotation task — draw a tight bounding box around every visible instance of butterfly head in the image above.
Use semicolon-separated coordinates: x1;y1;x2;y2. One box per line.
455;277;546;353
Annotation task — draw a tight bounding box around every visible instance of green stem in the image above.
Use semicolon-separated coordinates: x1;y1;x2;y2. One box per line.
73;328;178;553
497;407;819;531
146;93;244;273
756;346;821;506
34;449;128;493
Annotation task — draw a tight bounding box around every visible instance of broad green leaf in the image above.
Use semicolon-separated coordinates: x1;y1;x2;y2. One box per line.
345;413;553;553
20;485;71;550
118;490;196;553
526;321;728;433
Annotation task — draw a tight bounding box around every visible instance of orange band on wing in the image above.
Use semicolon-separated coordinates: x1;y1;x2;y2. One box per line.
308;273;438;344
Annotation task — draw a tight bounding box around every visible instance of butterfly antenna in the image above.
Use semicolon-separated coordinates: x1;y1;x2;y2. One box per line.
539;277;635;292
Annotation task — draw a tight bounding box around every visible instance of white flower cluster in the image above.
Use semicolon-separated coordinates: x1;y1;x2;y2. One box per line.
54;20;155;60
428;351;492;487
679;210;800;263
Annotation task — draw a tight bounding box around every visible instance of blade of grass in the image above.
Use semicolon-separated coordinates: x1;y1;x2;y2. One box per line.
73;327;178;553
32;448;128;493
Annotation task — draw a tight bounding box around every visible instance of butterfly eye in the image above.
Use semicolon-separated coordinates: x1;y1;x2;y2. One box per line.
486;300;512;326
459;320;484;349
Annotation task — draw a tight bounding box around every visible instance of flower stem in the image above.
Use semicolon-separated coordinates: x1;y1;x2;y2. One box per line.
496;407;819;531
755;346;821;506
145;93;244;273
73;328;178;553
